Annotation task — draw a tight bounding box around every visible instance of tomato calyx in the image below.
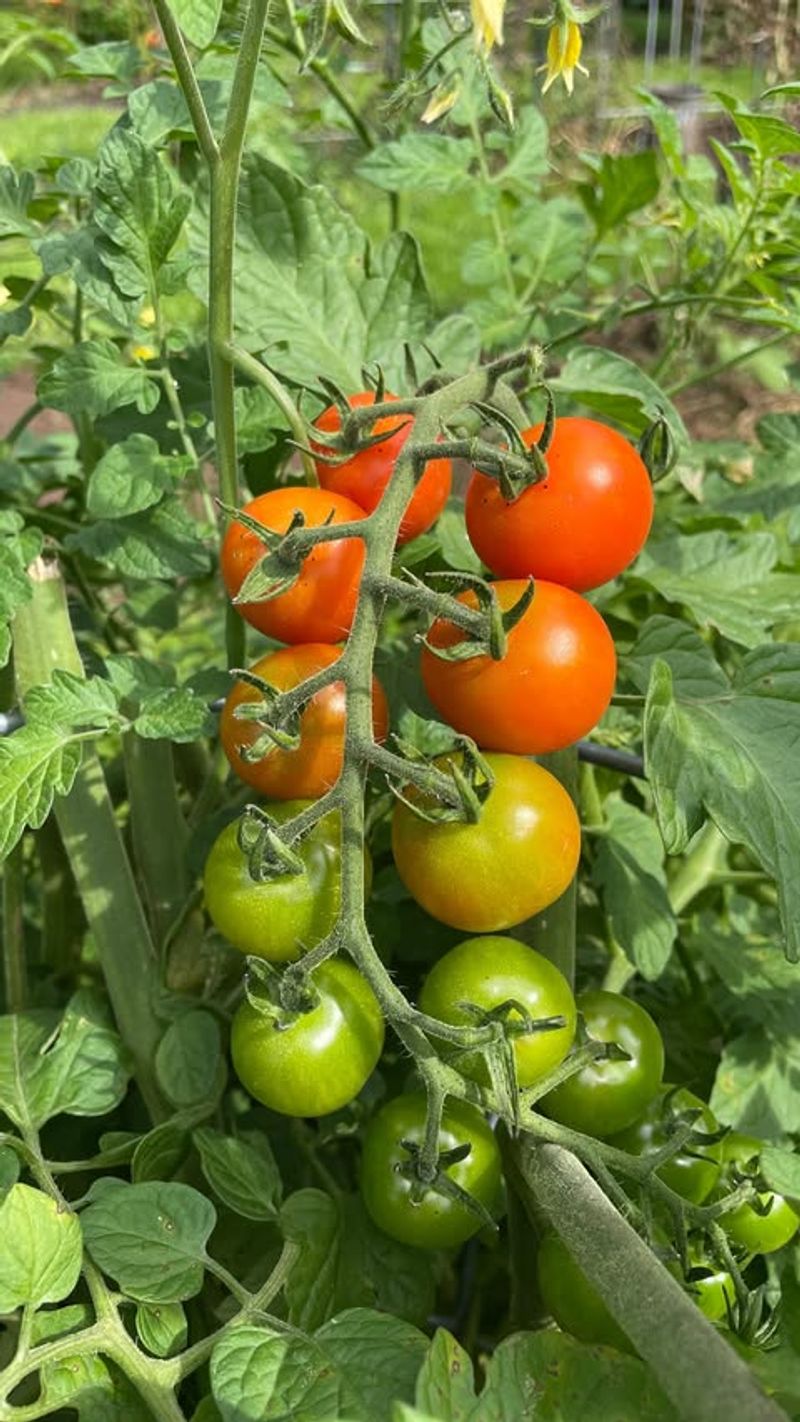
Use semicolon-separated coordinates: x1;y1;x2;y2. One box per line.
395;1136;499;1232
227;667;303;756
236;805;307;881
220;501;313;605
385;735;494;825
244;954;321;1024
418;572;535;663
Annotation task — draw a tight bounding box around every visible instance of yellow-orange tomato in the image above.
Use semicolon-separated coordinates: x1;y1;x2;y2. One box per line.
391;752;580;932
220;487;366;644
220;643;390;800
421;579;616;755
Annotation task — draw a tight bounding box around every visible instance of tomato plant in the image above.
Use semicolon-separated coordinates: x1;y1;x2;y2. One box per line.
542;991;665;1137
360;1092;504;1249
231;959;385;1116
466;418;654;591
220;487;366;644
610;1087;723;1204
312;391;452;545
220;644;389;799
391;752;581;931
203;803;358;962
418;934;576;1086
421;580;616;754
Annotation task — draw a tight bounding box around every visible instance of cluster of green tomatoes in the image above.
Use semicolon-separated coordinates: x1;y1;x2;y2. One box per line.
200;393;797;1343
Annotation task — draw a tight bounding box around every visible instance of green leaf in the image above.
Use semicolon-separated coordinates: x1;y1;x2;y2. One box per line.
0;516;40;668
133;685;216;741
87;434;192;519
66;41;141;83
592;794;677;980
189;154;431;389
281;1189;435;1330
0;1146;20;1204
31;1302;93;1345
357;134;473;193
67;498;212;581
136;1301;188;1358
717;93;800;159
711;1029;800;1138
171;0;224;47
760;1145;800;1199
82;1180;216;1303
415;1329;477;1418
39;340;159;418
435;502;482;573
467;1329;677;1420
132;1122;191;1183
496;106;549;188
194;1127;282;1222
578;151;660;236
0;724;83;862
93;130;191;307
635;621;800;959
210;1309;427;1421
39;1352;152;1421
551;346;688;449
0;303;32;344
0;167;37;238
24;670;120;732
633;531;800;647
0;993;130;1129
0;1184;82;1312
155;1010;222;1109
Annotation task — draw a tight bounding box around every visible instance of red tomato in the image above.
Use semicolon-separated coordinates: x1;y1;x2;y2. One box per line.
220;487;366;644
465;417;654;592
220;644;390;799
312;391;452;546
421;579;616;755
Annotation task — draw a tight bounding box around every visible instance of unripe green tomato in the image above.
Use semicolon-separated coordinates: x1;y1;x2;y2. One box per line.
540;990;664;1137
203;803;370;963
360;1092;504;1250
231;958;384;1117
719;1133;800;1254
418;935;576;1087
687;1261;734;1322
610;1086;723;1204
536;1234;633;1353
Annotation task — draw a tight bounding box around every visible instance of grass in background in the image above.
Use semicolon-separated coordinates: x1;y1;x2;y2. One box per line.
0;99;117;165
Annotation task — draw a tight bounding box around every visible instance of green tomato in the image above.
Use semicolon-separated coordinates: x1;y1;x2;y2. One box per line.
719;1134;800;1255
686;1261;734;1322
204;803;369;963
541;989;664;1137
536;1234;633;1352
418;935;576;1087
610;1087;723;1204
231;959;384;1117
360;1092;504;1250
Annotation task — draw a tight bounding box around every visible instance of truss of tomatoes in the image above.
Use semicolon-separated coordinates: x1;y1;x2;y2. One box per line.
206;398;736;1265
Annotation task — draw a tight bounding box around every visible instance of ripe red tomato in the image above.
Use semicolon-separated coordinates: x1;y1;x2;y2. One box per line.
220;644;390;799
465;417;654;592
391;752;581;932
220;487;366;644
312;391;452;545
421;579;616;755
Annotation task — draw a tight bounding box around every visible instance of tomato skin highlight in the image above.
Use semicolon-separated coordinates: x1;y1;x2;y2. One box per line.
419;935;576;1087
421;580;616;755
391;752;581;933
536;1234;633;1352
610;1086;723;1204
718;1134;800;1254
231;959;384;1117
687;1263;734;1322
220;487;366;644
220;643;389;800
465;416;654;592
312;391;452;546
541;989;665;1137
204;802;362;963
360;1092;503;1249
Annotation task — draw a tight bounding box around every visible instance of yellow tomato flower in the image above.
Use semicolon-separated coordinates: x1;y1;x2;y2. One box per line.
471;0;505;50
540;20;588;94
132;344;156;362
